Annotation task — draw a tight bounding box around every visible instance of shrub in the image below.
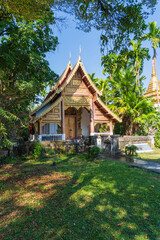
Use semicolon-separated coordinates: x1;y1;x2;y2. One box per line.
87;146;100;161
53;141;66;154
155;131;160;148
46;149;55;156
125;145;138;156
33;142;42;160
67;145;76;154
99;124;109;133
58;145;66;154
113;122;125;135
70;146;76;154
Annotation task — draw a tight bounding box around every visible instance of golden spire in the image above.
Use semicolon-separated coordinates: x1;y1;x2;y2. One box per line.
144;58;160;106
152;59;156;77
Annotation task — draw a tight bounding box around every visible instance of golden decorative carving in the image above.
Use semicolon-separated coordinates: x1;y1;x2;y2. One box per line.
64;96;90;105
76;88;87;93
42;121;61;127
46;114;59;118
64;105;90;111
54;109;59;113
73;80;81;86
66;87;76;93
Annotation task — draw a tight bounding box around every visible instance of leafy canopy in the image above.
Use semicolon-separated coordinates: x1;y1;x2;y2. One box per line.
95;38;156;135
0;6;58;148
0;0;56;21
60;0;158;51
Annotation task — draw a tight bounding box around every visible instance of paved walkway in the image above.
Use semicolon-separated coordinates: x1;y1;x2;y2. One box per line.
129;158;160;173
101;154;160;173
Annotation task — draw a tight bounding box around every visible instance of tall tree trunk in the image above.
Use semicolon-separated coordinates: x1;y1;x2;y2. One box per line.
124;117;132;135
153;47;160;110
135;61;138;87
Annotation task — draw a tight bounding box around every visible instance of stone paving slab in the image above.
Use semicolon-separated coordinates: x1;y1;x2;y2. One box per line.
130;158;160;173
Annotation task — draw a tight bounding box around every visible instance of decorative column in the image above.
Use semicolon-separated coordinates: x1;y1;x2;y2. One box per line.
75;109;78;138
38;119;42;135
109;121;113;135
61;98;65;140
90;98;94;135
38;119;42;141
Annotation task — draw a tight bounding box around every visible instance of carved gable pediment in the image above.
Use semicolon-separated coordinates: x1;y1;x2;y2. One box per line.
64;69;91;96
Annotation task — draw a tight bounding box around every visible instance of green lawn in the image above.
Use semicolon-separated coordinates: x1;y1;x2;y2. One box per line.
0;154;160;240
137;148;160;163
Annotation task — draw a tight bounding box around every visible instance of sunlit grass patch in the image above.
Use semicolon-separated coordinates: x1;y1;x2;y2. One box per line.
137;148;160;162
0;154;160;239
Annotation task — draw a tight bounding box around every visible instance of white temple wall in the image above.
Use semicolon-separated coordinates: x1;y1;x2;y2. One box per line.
81;108;90;136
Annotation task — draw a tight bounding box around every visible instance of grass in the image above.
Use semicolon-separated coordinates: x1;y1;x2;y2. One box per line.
0;153;160;240
136;148;160;163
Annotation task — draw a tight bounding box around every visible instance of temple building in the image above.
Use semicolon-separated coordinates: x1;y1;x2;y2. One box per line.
30;56;121;141
144;60;160;109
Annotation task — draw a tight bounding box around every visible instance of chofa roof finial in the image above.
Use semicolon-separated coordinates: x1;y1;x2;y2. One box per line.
69;52;71;65
79;45;81;61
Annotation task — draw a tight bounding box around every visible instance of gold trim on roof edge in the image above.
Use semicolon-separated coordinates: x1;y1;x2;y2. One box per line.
56;58;101;96
30;58;104;116
31;96;62;123
97;98;122;122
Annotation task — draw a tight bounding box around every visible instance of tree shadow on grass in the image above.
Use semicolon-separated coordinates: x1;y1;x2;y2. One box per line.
0;156;160;240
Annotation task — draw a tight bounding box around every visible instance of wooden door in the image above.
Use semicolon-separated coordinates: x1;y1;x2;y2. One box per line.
65;116;76;139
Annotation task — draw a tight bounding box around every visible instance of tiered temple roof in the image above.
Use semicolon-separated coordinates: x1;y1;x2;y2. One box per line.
31;57;121;123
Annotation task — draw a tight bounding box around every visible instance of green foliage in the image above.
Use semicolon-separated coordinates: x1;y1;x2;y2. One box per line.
99;124;109;133
62;0;157;51
0;0;55;21
0;107;20;149
114;122;125;135
46;149;55;155
0;5;58;149
33;142;42;160
125;145;138;156
1;154;160;239
87;146;100;161
100;42;156;135
57;145;66;154
155;131;160;148
68;146;76;154
91;75;109;104
143;22;160;52
53;142;66;154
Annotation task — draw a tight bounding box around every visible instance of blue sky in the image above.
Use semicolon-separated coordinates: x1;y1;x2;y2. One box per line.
46;4;160;89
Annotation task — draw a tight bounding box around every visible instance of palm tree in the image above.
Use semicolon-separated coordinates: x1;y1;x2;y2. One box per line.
129;40;150;87
105;67;155;135
89;73;109;104
101;53;118;79
143;22;160;108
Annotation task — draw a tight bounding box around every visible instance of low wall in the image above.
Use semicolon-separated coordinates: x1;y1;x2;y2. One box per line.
34;135;155;155
118;135;155;149
40;139;87;153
